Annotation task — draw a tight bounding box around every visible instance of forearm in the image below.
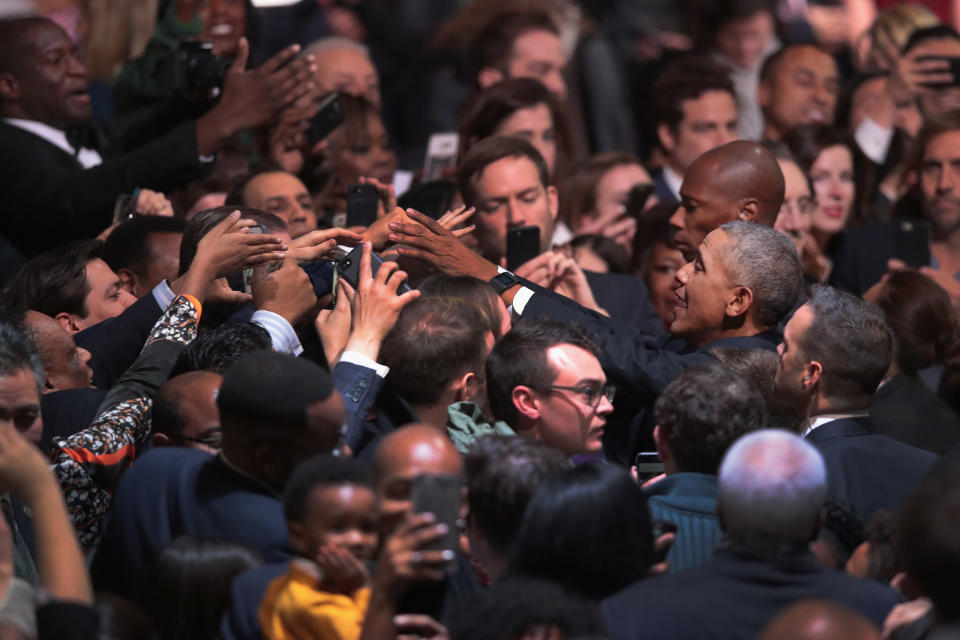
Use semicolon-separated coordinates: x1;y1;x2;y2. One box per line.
195;108;232;157
359;583;398;640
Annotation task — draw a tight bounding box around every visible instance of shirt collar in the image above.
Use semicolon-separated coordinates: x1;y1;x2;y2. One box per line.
801;410;870;437
218;452;281;498
3;117;102;168
661;165;683;201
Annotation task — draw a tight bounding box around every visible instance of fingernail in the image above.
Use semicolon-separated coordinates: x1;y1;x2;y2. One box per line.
436;523;448;533
441;549;455;561
422;512;436;522
388;223;398;230
389;234;398;242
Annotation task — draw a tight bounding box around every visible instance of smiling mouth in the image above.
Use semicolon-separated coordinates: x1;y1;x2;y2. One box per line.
208;23;234;36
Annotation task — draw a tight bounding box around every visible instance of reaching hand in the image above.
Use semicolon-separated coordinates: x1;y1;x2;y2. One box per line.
515;252;606;315
251;259;318;326
135;189;173;217
316;280;354;368
388;209;497;280
288;228;364;263
436;205;477;239
374;512;453;599
359;176;397;220
193;211;287;277
364;207;414;250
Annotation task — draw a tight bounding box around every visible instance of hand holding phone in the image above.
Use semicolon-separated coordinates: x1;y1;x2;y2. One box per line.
507;225;541;271
306;92;344;146
346;184;380;228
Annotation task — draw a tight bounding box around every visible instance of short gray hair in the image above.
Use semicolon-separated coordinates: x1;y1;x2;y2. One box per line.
302;36;370;59
718;429;827;542
717;221;803;328
0;323;44;393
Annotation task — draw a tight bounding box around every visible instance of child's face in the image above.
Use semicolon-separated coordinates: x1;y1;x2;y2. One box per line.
294;484;379;561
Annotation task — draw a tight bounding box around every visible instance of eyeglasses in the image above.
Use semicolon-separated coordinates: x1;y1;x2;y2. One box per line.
176;430;223;449
532;384;616;409
780;196;817;216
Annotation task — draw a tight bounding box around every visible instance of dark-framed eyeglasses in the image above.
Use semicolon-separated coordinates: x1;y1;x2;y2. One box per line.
532;384;616;409
176;430;223;449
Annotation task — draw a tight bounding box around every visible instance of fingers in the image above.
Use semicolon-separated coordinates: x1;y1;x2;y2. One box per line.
257;43;301;76
212;210;243;235
359;241;373;285
451;225;476;238
405;208;446;234
384;266;409;291
230;37;250;72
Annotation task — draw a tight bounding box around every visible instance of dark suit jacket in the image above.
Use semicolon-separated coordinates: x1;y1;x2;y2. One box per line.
39;388;108;454
652;170;679;206
90;448;292;604
601;541;901;640
871;373;960;454
805;416;938;523
220;561;287;640
829;219;932;295
0;109;210;256
584;270;666;336
74;292;163;389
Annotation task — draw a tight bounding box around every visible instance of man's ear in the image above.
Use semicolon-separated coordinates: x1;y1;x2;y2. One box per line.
116;268;139;297
657;123;676;155
512;385;540;421
0;72;20;102
152;432;172;447
55;312;81;335
477;67;504;90
725;285;754;319
546;184;559;221
737;199;760;222
653;425;670;464
43;376;56;394
803;360;823;393
453;371;479;403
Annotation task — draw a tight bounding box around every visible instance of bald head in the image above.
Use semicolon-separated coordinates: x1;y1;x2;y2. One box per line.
670;141;785;258
759;600;881;640
152;371;223;453
22;310;92;391
371;423;463;535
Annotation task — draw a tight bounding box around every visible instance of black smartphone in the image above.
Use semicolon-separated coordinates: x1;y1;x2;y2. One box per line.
112;193;137;223
346;183;379;228
411;473;461;557
895;220;932;268
306;92;344;146
336;245;411;294
634;451;665;483
506;225;541;271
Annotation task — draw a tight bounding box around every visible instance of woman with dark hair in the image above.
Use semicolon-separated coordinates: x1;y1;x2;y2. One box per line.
458;78;572;182
560;152;654;257
781;124;864;252
147;536;262;640
866;269;960;454
508;462;654;600
633;202;686;332
305;94;398;223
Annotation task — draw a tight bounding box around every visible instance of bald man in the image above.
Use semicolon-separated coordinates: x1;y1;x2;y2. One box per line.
669;140;786;260
233;170;318;239
759;600;881;640
152;371;222;453
22;310;93;392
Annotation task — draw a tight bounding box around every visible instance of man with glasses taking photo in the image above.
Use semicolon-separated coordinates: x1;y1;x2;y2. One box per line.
485;318;615;458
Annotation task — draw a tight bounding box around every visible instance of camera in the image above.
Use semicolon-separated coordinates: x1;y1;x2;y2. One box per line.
168;41;230;99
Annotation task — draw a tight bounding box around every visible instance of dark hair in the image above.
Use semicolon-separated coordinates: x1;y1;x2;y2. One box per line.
469;10;559;81
95;594;158;640
632;201;677;277
485;317;600;427
559;151;646;232
458;136;550;208
379;297;489;407
686;0;777;45
5;239;102;319
418;275;505;338
147;536;261;640
178;206;286;276
102;216;186;278
708;347;804;433
759;43;831;86
0;322;44;395
458;77;571;173
283;454;372;522
862;510;904;583
169;322;272;378
509;462;654;599
448;577;606;640
799;286;893;400
907;110;960;215
653;55;736;133
815;498;865;568
902;24;960;54
569;234;631;274
900;464;960;622
465;436;568;556
223;161;289;208
654;364;767;474
152;377;189;439
874;270;956;373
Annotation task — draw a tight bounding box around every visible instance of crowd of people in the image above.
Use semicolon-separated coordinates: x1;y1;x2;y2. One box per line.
0;0;959;638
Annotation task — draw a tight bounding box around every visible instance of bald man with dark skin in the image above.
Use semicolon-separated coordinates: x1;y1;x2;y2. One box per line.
22;310;94;392
151;371;223;453
759;600;882;640
669;140;786;260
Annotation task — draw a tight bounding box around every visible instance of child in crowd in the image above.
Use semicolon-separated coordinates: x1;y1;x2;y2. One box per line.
260;455;379;640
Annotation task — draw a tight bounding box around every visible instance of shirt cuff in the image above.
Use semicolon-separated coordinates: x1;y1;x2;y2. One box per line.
152;280;175;310
854;116;894;164
339;351;390;378
512;286;535;315
252;310;304;356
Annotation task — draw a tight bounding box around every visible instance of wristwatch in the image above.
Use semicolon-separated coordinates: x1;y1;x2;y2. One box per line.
489;271;521;294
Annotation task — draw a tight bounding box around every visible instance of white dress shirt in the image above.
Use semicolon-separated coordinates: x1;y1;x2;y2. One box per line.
4;117;102;168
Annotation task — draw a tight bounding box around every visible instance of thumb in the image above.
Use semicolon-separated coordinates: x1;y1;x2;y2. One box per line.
230;37;249;73
887;258;908;272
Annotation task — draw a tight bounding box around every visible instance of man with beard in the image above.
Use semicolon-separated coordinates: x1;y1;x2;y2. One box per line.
831;113;960;299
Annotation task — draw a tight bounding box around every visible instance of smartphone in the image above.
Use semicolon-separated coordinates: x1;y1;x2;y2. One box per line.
411;473;461;556
242;224;267;294
634;451;665;483
423;132;460;182
306;92;344;146
335;245;412;294
506;225;541;271
112;193;137;223
625;183;656;217
895;219;932;268
346;184;379;228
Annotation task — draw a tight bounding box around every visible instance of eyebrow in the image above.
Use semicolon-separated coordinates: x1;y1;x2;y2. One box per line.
575;377;605;386
263;196;290;205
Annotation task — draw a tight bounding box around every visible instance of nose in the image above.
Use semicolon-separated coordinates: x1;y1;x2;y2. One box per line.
938;166;956;194
596;392;614;416
506;199;525;228
675;261;691;286
545;72;566;100
290;202;306;223
119;289;137;310
668;204;685;231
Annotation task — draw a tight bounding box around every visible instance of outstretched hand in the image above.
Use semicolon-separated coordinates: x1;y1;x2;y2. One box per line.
388;209;496;280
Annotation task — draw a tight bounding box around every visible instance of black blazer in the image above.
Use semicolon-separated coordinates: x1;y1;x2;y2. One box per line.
805;416;938;523
601;543;901;640
584;270;666;336
870;373;960;454
0;110;210;256
829;219;932;295
652;169;679;206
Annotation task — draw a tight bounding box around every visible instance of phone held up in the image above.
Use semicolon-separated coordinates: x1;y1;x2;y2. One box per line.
507;225;541;272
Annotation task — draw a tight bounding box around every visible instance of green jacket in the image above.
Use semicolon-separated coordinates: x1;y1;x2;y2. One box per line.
445;402;515;453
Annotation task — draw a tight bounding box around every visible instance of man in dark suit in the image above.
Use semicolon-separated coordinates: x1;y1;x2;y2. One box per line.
602;430;901;640
650;55;741;207
775;286;938;523
90;351;347;604
0;16;314;256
